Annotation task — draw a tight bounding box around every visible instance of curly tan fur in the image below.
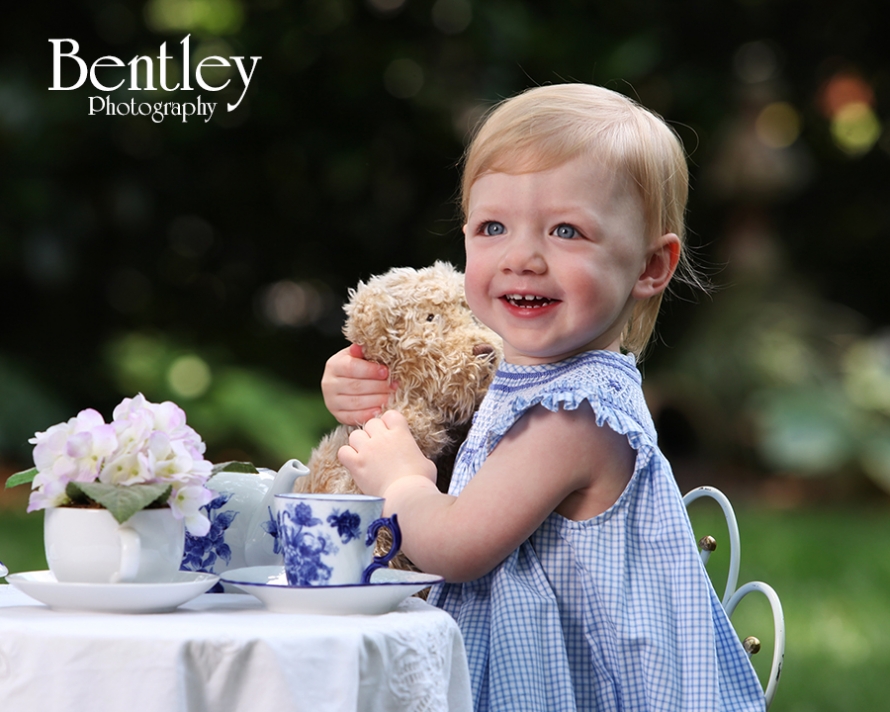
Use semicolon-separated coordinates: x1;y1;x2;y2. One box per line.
298;262;501;571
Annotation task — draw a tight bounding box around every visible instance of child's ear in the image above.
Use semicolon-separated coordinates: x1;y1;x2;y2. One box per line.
633;233;681;298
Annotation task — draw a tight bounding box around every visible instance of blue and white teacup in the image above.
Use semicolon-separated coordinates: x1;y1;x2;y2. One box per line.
273;493;401;586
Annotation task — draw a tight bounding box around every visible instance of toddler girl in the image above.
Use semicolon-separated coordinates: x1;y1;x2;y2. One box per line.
330;83;764;711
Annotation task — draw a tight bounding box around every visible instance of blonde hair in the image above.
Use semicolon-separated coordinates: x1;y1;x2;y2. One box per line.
460;83;692;357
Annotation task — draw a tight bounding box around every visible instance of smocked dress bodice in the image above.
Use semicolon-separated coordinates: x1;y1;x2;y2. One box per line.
427;350;764;711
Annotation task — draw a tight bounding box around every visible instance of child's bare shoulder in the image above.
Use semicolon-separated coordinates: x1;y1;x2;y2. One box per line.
502;404;629;473
510;404;635;520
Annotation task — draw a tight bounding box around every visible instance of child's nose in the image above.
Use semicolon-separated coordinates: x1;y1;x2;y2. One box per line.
500;234;546;274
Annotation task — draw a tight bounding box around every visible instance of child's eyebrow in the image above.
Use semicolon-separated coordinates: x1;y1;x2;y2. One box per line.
465;204;505;219
542;204;602;224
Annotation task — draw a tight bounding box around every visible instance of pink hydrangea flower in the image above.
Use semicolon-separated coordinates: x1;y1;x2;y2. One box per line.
170;485;217;537
28;408;118;502
26;394;214;534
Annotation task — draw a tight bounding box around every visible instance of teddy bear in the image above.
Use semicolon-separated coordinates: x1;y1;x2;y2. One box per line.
297;261;502;570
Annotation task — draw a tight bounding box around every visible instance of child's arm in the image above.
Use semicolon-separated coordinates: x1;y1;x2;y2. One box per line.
339;405;634;582
321;344;395;426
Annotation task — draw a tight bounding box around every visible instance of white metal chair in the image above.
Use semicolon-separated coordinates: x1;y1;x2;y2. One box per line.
683;486;786;710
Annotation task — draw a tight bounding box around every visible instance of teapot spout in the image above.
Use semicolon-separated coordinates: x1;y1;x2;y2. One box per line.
256;459;309;523
275;459;310;492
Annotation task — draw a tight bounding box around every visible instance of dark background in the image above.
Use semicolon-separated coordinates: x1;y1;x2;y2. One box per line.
2;0;889;499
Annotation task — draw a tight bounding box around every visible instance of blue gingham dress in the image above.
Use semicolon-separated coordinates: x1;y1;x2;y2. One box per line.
427;350;764;711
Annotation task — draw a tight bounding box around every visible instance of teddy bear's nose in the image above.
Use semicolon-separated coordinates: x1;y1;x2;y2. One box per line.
473;344;495;357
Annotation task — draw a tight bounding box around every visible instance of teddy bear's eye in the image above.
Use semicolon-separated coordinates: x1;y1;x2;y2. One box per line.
426;314;435;322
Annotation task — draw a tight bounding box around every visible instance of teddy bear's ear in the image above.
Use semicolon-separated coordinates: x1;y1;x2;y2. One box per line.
342;280;403;357
340;283;367;341
432;260;462;278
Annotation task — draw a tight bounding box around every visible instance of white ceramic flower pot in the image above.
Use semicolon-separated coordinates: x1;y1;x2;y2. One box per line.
44;507;185;584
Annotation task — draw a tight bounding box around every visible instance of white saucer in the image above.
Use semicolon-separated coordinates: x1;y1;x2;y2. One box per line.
7;571;220;614
220;565;443;615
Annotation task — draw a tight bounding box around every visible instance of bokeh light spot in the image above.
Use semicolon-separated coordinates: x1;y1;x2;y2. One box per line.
831;102;881;156
260;280;330;328
432;0;472;35
145;0;244;35
818;70;875;119
384;58;424;99
733;40;780;84
167;355;212;398
755;102;801;148
842;337;890;415
367;0;406;13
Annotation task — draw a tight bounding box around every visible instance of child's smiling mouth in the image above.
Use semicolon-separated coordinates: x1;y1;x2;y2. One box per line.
503;293;559;309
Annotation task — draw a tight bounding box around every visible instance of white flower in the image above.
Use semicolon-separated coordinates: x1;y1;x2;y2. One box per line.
169;485;216;537
111;404;154;459
99;451;153;486
27;470;71;512
26;394;214;534
30;408;118;487
151;399;187;433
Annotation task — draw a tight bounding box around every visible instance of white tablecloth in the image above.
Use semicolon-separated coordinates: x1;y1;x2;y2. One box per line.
0;585;472;712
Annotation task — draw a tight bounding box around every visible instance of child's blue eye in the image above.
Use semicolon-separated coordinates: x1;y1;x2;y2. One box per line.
554;224;578;239
482;221;505;236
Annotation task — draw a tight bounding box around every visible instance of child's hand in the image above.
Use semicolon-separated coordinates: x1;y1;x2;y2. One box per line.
337;410;436;497
321;344;395;426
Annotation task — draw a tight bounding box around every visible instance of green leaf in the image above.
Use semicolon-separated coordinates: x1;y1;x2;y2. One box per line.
211;461;258;475
67;482;173;524
65;482;92;506
5;468;38;488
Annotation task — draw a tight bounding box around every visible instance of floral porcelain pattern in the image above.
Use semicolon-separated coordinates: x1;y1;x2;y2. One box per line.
180;493;284;594
328;509;363;544
181;492;238;574
276;500;401;586
279;502;338;586
260;505;281;552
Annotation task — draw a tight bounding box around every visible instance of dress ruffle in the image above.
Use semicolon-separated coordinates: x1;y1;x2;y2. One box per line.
429;351;765;712
450;351;656;498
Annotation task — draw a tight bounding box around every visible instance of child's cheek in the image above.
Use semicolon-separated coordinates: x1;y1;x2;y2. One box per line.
462;265;485;315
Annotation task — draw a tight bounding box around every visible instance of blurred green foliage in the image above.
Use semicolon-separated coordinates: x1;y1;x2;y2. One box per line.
649;263;890;495
0;357;70;462
102;330;336;466
1;0;888;486
684;502;890;712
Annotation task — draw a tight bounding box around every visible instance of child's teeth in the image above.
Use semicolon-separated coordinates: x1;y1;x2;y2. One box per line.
507;294;551;307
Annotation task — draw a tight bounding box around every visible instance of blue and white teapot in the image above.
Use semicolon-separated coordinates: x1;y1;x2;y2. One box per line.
181;459;309;582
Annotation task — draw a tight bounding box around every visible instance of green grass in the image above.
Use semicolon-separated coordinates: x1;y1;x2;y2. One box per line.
0;507;46;574
2;498;888;711
686;502;890;712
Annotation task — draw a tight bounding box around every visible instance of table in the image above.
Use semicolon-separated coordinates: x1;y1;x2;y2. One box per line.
0;585;472;712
